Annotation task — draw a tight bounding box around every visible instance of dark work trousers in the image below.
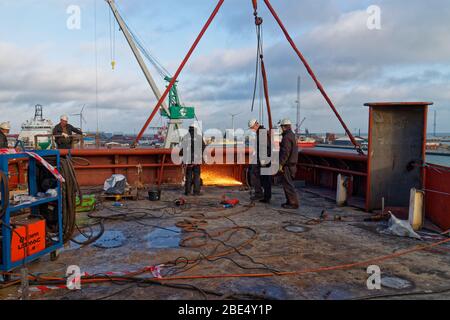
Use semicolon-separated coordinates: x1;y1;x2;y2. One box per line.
282;166;299;206
260;173;272;201
249;164;263;197
185;165;201;195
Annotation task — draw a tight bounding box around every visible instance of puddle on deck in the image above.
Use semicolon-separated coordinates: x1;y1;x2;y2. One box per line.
381;275;414;290
146;227;181;249
218;278;289;300
284;225;311;234
67;230;126;250
94;231;127;249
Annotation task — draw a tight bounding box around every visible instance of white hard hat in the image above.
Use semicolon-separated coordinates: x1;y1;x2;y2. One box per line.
280;119;292;126
248;119;258;128
0;122;11;130
60;115;69;121
190;121;202;130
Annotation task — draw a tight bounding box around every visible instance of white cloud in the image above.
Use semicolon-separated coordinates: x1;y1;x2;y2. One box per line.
0;0;449;134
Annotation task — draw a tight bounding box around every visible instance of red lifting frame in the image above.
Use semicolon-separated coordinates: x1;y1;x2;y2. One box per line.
133;0;363;155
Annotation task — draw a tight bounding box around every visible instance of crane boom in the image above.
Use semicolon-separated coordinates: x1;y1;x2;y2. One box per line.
105;0;170;117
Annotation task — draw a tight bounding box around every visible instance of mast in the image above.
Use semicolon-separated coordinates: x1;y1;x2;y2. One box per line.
296;75;301;135
434;110;437;137
34;104;43;121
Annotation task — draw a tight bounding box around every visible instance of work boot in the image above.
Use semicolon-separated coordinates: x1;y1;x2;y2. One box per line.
259;199;271;204
282;203;299;210
251;194;264;201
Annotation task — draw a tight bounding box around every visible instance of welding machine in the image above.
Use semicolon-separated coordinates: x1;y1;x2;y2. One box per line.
0;150;64;276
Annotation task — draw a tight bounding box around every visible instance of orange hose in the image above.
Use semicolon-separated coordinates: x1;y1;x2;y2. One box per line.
3;237;449;285
156;237;450;281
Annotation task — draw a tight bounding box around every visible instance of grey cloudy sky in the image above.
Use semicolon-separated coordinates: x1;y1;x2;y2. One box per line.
0;0;449;134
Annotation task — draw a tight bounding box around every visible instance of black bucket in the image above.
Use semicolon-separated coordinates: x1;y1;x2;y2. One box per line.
148;189;161;201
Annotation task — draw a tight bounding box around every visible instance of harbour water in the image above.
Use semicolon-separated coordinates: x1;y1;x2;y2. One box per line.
427;153;450;167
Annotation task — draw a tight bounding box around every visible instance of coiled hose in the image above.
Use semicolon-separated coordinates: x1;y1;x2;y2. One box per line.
60;158;79;243
0;171;9;221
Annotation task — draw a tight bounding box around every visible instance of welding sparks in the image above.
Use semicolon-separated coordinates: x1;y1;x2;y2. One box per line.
201;171;243;186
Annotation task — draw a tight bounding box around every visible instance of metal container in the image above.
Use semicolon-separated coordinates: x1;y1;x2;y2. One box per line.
148;189;161;201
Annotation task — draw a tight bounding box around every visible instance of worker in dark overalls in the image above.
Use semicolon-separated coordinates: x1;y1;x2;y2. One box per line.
0;122;11;148
183;124;206;196
279;119;299;209
52;115;83;149
248;119;272;203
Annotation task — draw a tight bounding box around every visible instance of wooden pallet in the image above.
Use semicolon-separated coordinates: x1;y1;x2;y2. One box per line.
100;188;138;201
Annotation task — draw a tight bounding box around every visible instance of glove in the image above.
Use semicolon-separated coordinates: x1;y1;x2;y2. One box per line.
279;165;284;173
62;133;69;138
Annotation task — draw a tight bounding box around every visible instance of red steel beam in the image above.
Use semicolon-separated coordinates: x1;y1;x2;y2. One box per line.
132;0;225;147
300;149;367;162
60;149;173;156
263;0;364;155
158;154;167;187
252;0;258;12
61;148;251;157
74;164;179;170
260;59;273;130
298;163;367;177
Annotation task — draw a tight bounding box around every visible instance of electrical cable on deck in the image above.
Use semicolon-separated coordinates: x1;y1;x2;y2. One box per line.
60;158;80;243
0;171;9;221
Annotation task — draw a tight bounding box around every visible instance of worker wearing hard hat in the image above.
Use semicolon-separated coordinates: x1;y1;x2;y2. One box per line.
279;119;299;209
0;122;11;148
183;123;206;196
248;119;272;203
52;115;83;149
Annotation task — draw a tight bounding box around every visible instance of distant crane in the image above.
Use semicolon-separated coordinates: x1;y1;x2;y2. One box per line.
71;105;87;132
298;117;306;133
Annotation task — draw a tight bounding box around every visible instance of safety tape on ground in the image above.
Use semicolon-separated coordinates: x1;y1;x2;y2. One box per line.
29;266;163;295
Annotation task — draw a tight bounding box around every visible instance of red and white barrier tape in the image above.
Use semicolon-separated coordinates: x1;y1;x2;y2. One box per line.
30;265;164;295
0;149;65;183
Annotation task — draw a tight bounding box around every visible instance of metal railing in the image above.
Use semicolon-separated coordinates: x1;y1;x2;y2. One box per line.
34;134;101;150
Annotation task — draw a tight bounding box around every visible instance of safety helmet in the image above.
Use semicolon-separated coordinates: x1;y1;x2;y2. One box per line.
60;115;69;121
0;122;11;130
280;119;292;126
189;121;202;131
248;119;258;128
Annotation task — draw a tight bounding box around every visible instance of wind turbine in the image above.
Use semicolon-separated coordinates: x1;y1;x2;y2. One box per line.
71;105;87;132
230;112;242;132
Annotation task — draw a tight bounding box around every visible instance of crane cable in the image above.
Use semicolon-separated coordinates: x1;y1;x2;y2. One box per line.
250;7;273;130
109;8;116;70
94;0;99;134
251;20;262;113
128;26;170;79
112;1;171;78
263;0;364;155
